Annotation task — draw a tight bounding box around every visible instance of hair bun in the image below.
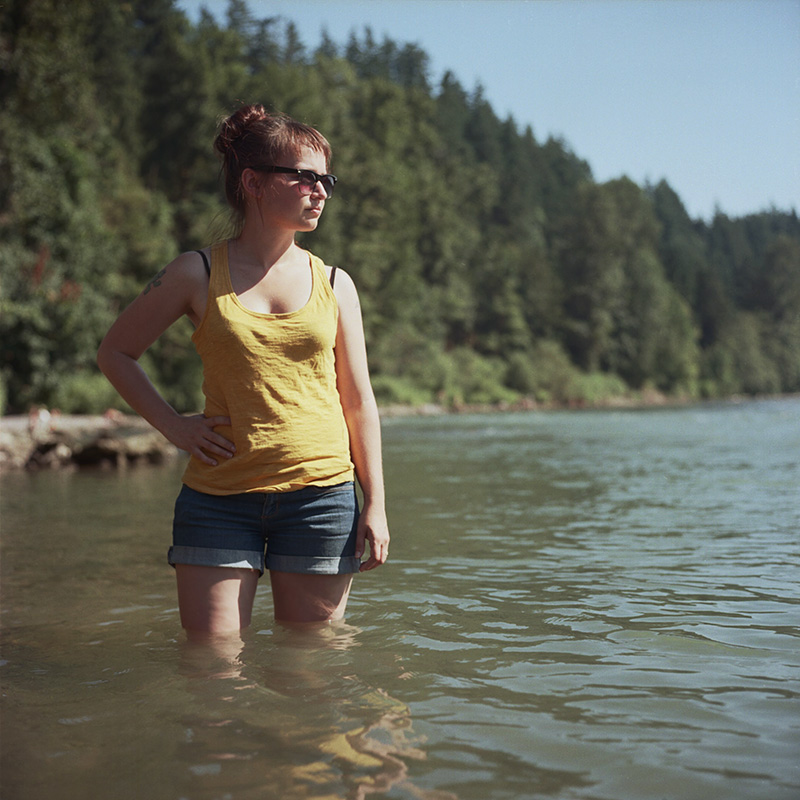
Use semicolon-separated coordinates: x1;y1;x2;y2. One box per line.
214;104;270;157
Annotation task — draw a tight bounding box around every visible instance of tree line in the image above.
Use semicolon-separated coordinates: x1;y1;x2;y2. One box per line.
2;0;799;415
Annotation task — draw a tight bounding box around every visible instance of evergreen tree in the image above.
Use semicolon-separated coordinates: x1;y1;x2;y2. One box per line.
1;0;798;414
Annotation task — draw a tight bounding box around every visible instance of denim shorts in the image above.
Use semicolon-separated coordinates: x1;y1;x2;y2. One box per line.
168;482;361;576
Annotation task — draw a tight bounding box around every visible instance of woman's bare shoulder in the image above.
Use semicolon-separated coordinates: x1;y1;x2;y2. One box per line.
328;267;363;322
327;265;357;293
167;249;210;281
139;250;208;298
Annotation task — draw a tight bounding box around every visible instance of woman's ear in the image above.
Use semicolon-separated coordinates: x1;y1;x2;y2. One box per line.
240;168;264;200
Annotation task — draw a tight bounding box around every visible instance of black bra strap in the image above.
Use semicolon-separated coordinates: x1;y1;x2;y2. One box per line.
195;249;210;276
195;249;334;286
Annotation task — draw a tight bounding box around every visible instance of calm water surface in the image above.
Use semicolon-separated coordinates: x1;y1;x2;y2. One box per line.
1;399;798;799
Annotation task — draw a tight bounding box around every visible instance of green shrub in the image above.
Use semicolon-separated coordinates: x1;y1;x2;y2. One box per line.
505;341;583;404
52;370;127;414
567;371;629;405
371;374;433;406
444;348;519;405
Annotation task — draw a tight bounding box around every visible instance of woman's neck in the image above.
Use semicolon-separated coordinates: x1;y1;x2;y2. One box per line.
233;220;297;271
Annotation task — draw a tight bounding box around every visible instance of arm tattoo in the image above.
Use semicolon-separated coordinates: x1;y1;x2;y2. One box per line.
143;268;167;295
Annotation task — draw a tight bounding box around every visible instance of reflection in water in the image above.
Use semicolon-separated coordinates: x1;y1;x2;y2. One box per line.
175;623;455;800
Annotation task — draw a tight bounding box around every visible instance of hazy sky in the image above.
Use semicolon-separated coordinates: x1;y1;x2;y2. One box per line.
177;0;800;221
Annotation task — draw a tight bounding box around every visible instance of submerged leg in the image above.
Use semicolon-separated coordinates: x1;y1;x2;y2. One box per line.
269;571;354;623
175;564;259;635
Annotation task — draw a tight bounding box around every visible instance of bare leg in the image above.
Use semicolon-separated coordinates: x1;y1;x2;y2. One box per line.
175;564;259;635
269;571;354;623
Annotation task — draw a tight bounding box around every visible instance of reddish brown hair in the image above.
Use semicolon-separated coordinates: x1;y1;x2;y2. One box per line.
214;104;332;223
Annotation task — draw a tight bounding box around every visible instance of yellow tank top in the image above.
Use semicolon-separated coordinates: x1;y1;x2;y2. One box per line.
182;241;354;494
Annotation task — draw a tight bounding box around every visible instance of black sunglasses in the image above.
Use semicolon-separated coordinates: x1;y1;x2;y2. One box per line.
253;165;337;198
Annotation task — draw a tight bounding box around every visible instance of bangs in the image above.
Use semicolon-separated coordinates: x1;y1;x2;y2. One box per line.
259;120;332;170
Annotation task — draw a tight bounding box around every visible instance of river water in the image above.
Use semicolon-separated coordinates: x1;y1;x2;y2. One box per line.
1;399;798;799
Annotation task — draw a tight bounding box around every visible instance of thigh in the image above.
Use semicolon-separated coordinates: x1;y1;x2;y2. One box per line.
269;571;354;623
176;564;259;634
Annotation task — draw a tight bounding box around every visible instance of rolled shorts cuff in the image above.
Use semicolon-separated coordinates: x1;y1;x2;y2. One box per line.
168;545;265;575
266;553;362;575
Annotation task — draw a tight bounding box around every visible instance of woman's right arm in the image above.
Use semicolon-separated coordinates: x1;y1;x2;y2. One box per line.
97;253;235;466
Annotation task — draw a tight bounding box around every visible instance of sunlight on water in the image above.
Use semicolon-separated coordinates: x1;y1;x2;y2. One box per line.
2;398;799;799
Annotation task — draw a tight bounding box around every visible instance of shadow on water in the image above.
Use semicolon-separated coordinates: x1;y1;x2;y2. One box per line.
1;591;455;799
172;623;457;800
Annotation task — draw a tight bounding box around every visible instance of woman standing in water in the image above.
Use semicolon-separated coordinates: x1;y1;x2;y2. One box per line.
98;104;389;634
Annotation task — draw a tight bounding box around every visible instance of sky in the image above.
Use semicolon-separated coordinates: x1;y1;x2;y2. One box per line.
177;0;800;221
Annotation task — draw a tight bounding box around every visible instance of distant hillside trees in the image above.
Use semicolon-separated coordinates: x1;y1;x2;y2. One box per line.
2;0;798;414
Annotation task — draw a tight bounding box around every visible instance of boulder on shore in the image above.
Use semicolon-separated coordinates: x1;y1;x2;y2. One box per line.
0;414;180;471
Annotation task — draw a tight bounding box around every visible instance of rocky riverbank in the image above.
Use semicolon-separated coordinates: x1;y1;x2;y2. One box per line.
0;389;743;471
0;413;180;471
0;395;639;472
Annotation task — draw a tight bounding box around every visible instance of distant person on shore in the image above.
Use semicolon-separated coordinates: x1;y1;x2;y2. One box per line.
97;104;389;635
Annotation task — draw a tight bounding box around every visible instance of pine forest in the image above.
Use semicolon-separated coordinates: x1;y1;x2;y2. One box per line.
2;0;799;416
